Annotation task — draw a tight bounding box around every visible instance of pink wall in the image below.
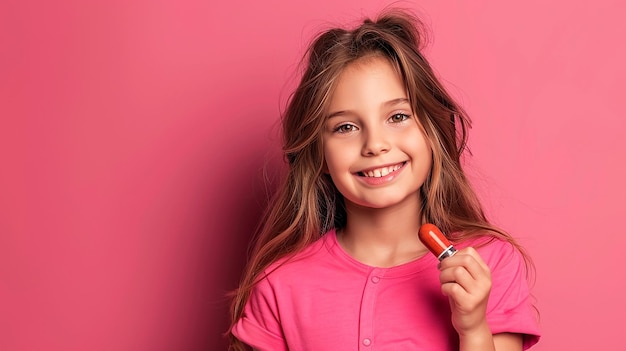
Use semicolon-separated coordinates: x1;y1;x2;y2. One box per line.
1;0;624;350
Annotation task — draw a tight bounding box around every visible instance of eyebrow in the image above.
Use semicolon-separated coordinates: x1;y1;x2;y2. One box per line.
327;98;410;119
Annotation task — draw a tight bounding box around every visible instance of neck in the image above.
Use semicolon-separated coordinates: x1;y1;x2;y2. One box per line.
338;198;428;267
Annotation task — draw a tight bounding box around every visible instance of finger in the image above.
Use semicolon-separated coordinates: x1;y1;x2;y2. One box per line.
439;258;491;296
441;281;470;301
439;248;490;282
462;247;491;275
439;265;478;293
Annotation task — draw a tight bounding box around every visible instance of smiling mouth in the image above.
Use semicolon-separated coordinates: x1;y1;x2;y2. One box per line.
357;162;406;178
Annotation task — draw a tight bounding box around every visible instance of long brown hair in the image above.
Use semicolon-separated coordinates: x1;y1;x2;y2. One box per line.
228;9;531;350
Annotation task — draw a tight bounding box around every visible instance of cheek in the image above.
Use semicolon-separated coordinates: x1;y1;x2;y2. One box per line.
420;142;433;163
324;155;344;176
405;129;432;156
322;142;340;174
405;132;433;175
323;138;354;170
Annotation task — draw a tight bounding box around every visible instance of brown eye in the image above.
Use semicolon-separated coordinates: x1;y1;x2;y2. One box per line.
335;124;357;133
389;113;410;123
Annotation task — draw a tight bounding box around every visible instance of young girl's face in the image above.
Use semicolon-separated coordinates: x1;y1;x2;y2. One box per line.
322;56;432;211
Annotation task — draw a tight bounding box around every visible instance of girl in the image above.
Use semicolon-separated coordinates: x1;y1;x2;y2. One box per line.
229;9;540;351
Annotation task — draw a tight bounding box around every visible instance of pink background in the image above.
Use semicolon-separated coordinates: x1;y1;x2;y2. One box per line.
1;0;624;350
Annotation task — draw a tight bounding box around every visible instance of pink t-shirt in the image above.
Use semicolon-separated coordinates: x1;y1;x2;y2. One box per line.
232;229;540;350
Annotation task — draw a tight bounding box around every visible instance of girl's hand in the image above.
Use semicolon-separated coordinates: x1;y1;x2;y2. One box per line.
438;247;492;336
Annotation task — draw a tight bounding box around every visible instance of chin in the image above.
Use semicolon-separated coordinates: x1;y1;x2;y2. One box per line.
351;196;414;210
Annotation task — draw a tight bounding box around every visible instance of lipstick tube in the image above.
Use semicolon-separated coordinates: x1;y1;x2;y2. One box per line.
418;223;457;261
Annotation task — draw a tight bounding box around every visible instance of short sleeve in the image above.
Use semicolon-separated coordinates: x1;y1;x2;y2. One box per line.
231;275;288;351
482;240;541;350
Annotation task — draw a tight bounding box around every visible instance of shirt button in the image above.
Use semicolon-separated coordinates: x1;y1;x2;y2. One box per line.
371;276;380;283
363;338;371;346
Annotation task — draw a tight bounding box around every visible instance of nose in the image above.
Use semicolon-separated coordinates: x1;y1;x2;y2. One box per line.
361;127;390;156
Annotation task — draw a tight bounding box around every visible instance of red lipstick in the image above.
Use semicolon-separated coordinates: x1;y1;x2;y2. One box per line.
418;223;457;261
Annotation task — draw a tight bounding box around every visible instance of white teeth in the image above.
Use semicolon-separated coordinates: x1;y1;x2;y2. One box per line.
362;163;402;177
